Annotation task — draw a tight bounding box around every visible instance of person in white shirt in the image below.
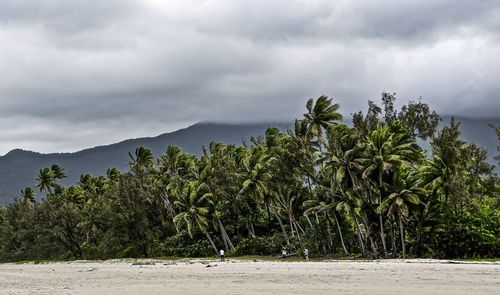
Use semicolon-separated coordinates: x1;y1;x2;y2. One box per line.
303;248;309;261
220;249;225;261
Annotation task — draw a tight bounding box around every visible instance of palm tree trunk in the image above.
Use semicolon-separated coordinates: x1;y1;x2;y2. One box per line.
379;171;388;258
379;214;388;258
332;212;349;256
266;203;272;227
289;218;295;237
325;214;333;251
390;219;397;255
369;236;377;257
293;221;304;250
219;220;229;251
274;210;290;245
218;218;235;250
353;214;366;257
399;213;406;259
223;226;235;251
305;214;314;228
203;229;219;256
249;222;256;237
295;221;306;235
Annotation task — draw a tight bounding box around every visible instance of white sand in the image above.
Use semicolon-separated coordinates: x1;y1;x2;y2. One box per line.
0;259;499;294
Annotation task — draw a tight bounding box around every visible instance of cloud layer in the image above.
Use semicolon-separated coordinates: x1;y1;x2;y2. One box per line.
1;0;499;154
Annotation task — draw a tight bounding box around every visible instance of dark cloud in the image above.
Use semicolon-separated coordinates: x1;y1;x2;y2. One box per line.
0;0;499;154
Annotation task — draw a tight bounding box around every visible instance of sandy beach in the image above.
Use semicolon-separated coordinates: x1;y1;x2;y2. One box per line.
0;259;499;295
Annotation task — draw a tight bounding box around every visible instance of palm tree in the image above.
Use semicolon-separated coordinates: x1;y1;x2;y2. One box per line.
238;146;274;224
303;96;343;145
380;169;423;258
173;181;219;255
129;146;154;175
356;123;420;257
20;187;36;204
51;164;67;180
303;186;350;256
324;125;368;255
106;168;121;183
36;168;55;195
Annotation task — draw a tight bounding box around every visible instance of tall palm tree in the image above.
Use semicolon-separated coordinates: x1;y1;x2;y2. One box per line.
380;169;423;258
303;186;350;256
129;146;155;174
303;96;343;145
173;181;219;255
51;164;67;180
20;187;36;204
36;167;55;195
356;123;420;257
324;125;367;255
106;168;121;183
238;146;274;223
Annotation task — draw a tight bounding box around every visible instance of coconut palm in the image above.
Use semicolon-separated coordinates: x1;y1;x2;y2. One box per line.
380;169;423;258
36;167;55;195
303;185;350;256
129;146;154;173
173;181;218;255
356;123;420;257
303;96;343;145
238;146;274;223
51;164;67;180
20;187;36;204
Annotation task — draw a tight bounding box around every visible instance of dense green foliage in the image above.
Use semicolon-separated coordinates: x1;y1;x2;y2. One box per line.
1;94;498;261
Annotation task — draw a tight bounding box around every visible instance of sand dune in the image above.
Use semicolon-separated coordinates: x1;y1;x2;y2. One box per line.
0;259;499;294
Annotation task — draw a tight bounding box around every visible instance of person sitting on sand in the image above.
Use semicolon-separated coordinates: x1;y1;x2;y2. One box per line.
220;249;225;261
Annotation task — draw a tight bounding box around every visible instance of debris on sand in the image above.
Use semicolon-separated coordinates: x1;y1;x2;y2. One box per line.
79;268;97;272
131;262;156;266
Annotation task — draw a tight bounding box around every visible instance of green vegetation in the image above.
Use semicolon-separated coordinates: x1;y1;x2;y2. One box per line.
0;93;498;262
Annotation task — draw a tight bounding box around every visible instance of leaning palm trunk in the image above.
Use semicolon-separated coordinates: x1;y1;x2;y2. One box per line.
332;212;349;256
353;213;366;256
221;229;229;251
378;171;389;258
273;209;290;245
295;220;306;235
399;213;406;258
390;218;397;255
304;214;314;228
293;221;304;251
219;218;235;251
369;236;378;257
379;214;388;258
203;228;219;256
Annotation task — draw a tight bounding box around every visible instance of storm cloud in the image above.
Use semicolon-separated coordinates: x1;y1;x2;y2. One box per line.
0;0;499;154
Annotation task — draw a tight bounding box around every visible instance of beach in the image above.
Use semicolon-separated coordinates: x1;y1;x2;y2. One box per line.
0;259;499;294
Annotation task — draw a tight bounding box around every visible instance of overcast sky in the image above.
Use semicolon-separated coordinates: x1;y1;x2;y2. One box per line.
0;0;499;154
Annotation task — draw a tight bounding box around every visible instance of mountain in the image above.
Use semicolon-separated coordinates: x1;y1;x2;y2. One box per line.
0;117;498;205
0;122;289;204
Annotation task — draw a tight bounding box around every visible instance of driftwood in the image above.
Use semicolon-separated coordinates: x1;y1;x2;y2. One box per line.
277;252;297;258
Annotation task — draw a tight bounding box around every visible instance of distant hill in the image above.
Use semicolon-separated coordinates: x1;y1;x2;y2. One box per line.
0;117;498;205
0;122;289;204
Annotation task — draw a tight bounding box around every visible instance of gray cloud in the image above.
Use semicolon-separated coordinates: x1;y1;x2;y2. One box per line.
0;0;499;154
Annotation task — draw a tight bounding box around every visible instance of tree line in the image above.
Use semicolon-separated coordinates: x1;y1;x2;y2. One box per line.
0;93;499;261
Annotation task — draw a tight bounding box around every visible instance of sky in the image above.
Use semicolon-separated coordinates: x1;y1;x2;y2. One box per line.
0;0;499;154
